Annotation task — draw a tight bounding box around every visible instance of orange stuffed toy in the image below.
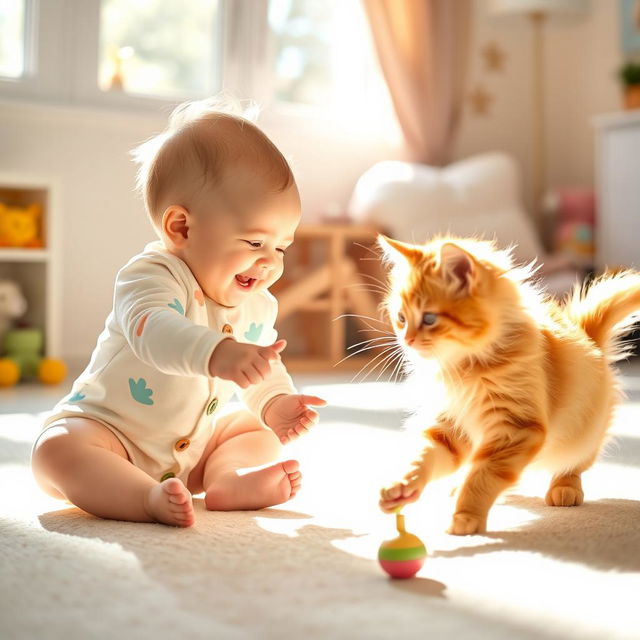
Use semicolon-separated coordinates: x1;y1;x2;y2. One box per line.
0;203;44;248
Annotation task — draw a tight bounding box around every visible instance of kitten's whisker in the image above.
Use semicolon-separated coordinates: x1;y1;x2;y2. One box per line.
334;341;397;367
356;346;403;384
347;336;398;350
357;326;395;336
334;313;387;324
352;241;381;257
359;273;390;289
350;345;399;383
391;353;407;385
376;350;404;382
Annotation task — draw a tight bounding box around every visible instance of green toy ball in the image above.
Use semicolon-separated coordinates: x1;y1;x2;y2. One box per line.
378;511;427;579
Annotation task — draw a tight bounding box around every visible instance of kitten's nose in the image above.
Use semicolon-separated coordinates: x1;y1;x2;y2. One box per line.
405;336;415;346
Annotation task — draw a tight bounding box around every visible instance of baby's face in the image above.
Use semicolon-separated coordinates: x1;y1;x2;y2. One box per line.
184;169;301;307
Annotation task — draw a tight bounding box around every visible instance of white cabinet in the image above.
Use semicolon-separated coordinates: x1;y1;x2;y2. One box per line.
0;174;61;357
593;111;640;271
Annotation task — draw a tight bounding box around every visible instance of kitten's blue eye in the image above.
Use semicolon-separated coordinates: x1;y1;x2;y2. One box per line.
397;312;406;325
422;312;438;326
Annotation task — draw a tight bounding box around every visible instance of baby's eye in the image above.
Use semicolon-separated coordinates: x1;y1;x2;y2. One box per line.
422;312;438;326
245;240;263;249
276;248;286;254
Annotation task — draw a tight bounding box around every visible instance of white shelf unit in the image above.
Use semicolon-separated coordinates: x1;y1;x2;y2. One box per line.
593;110;640;271
0;173;61;358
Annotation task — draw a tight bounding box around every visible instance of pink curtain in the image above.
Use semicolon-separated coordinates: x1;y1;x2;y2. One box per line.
363;0;471;166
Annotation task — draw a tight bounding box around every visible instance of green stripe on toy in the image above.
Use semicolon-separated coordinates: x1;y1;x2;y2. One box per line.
377;509;428;579
378;544;427;562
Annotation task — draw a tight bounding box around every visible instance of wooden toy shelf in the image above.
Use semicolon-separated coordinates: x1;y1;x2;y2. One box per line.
271;223;391;372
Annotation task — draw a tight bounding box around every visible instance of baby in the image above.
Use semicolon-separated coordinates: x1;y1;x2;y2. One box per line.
31;99;326;527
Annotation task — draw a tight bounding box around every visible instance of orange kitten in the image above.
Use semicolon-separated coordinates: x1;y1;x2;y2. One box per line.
378;234;640;535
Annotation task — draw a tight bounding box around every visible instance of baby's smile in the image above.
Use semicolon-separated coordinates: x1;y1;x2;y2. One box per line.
235;274;257;290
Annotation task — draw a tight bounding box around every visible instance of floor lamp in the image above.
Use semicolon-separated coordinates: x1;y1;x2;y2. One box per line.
490;0;585;242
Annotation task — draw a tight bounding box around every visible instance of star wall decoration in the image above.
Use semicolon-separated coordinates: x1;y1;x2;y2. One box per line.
468;84;493;116
482;41;506;72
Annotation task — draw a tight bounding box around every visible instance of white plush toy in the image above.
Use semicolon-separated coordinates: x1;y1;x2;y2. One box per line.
0;280;27;350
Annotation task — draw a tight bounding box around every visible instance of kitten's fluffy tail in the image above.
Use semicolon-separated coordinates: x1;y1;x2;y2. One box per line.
567;270;640;360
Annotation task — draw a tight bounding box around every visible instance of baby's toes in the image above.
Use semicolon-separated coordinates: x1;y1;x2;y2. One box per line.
168;492;189;505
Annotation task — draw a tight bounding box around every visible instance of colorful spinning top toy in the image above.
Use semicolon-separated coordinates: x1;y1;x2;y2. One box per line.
378;510;427;579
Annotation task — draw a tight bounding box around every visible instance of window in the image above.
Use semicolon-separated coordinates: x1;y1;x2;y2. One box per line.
0;0;389;123
0;0;27;79
98;0;221;98
267;0;389;116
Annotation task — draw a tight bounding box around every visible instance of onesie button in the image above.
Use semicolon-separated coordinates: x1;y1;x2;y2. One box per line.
222;323;233;335
206;398;219;415
160;472;175;482
175;438;190;452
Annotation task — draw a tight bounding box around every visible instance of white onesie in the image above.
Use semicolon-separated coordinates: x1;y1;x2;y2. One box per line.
40;241;296;482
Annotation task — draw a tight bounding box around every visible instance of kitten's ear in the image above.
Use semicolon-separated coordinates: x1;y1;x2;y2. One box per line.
377;235;421;265
438;243;475;294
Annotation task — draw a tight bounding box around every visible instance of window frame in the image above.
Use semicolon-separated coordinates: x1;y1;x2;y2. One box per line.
0;0;73;101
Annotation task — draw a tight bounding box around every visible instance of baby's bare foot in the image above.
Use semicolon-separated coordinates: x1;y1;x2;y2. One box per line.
144;477;195;527
204;460;301;511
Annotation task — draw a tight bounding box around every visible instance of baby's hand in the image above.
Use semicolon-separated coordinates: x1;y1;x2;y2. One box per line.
263;394;327;444
208;338;286;388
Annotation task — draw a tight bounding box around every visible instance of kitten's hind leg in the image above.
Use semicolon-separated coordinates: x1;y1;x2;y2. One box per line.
545;472;584;507
379;420;471;513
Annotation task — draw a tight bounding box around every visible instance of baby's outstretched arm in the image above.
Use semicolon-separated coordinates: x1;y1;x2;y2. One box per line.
262;394;327;444
208;338;286;388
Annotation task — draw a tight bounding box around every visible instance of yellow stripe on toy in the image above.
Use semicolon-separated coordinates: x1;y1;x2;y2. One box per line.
378;510;427;579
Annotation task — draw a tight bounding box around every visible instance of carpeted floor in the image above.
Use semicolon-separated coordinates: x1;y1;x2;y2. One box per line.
1;368;639;640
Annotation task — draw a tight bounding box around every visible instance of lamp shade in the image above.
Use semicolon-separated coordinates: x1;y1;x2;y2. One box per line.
490;0;585;14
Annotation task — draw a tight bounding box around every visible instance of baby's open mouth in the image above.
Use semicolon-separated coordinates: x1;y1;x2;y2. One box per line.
235;274;256;289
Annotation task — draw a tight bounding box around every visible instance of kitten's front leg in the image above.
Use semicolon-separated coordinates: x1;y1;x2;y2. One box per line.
449;421;545;535
380;420;471;513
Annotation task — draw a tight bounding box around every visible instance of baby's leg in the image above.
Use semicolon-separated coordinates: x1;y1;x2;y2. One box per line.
188;410;301;511
32;418;194;526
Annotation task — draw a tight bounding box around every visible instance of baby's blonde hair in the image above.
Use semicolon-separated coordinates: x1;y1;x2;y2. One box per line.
131;97;295;230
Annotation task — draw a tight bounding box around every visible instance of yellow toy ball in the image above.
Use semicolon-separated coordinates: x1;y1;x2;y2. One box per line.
0;358;20;387
378;511;427;579
38;358;67;385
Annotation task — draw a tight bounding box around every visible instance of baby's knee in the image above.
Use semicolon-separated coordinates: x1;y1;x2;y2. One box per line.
31;430;73;498
32;428;74;473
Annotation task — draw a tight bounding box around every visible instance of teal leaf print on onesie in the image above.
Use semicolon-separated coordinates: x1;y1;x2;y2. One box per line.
69;391;85;402
129;378;154;405
244;322;263;342
168;298;184;315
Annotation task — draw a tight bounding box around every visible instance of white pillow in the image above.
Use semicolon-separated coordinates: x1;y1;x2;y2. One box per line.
349;152;544;263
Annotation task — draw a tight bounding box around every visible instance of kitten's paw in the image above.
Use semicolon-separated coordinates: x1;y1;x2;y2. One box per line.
545;484;584;507
447;511;486;536
379;477;424;513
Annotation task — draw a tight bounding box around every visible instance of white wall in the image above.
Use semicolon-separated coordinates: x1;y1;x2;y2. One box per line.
455;0;623;211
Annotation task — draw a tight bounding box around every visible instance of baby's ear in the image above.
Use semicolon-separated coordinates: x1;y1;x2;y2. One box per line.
377;234;421;265
437;242;476;294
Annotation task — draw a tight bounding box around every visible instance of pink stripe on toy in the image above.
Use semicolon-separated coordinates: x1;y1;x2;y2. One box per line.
379;558;425;579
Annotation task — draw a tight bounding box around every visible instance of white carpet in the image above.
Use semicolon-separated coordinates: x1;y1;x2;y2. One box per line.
1;372;640;640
